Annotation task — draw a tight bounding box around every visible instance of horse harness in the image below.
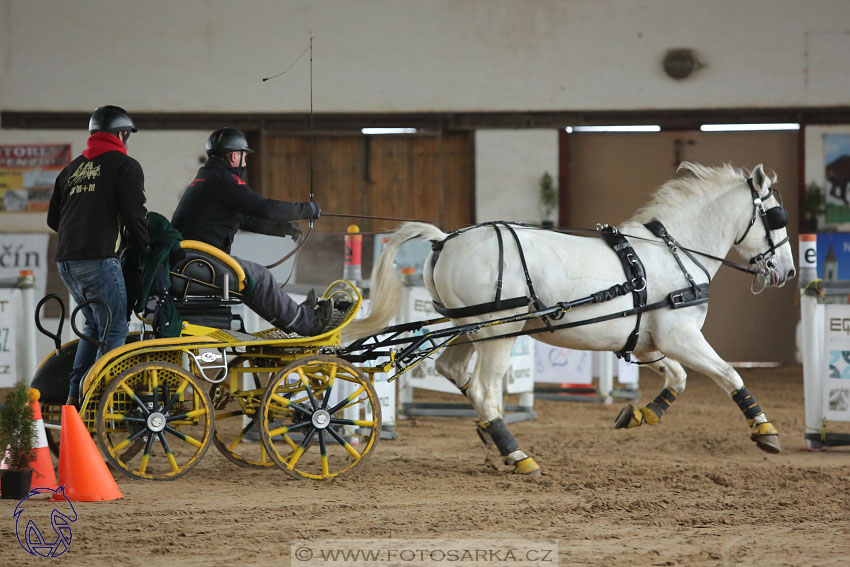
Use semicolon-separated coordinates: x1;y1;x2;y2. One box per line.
430;220;711;362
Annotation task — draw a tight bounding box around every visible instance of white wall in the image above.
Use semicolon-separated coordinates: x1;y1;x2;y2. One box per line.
475;130;558;224
1;0;848;113
0;129;208;232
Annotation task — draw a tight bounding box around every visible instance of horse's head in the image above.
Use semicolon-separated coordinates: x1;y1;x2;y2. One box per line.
732;164;796;293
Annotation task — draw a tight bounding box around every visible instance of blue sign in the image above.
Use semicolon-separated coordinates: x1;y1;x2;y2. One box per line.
13;486;77;557
816;233;850;280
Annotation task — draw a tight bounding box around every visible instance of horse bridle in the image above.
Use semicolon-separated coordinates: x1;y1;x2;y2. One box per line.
734;177;790;292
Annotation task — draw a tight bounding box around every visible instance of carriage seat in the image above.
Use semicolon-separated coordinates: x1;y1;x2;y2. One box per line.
167;240;251;329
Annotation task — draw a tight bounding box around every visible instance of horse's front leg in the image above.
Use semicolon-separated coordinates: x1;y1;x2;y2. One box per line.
656;322;781;453
464;338;541;475
614;353;687;429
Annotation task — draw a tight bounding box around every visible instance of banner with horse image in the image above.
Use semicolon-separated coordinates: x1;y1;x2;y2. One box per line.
823;134;850;225
0;144;71;212
823;303;850;422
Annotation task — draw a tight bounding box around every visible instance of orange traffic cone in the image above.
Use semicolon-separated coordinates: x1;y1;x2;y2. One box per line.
53;405;122;502
27;388;58;490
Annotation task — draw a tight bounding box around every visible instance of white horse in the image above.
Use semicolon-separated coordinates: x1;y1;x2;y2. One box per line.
345;163;796;475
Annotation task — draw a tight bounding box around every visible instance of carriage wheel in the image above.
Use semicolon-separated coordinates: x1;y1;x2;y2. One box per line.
95;361;213;480
258;355;381;480
210;355;276;468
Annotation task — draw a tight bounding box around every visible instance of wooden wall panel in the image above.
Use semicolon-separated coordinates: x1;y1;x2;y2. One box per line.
257;133;473;234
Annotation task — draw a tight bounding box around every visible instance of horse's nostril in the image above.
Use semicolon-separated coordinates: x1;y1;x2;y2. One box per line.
788;268;797;279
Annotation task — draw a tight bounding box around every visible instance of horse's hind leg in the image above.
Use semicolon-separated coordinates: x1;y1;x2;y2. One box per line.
465;338;541;475
614;353;687;429
657;322;781;454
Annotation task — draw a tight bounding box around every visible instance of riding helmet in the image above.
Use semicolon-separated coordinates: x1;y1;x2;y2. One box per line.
89;105;137;134
205;128;254;156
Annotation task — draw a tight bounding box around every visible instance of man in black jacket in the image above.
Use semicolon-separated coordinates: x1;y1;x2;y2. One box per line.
171;128;330;336
48;105;151;407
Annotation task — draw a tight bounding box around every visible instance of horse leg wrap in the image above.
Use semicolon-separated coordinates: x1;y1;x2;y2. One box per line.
642;387;678;425
483;418;519;456
732;386;764;426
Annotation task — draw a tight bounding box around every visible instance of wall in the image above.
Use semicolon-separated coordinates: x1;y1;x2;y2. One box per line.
1;0;848;113
0;129;208;231
475;130;558;224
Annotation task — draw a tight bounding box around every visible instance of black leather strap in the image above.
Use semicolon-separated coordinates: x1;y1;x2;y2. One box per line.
598;226;647;360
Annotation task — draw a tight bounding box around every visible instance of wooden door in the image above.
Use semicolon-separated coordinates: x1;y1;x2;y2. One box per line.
256;132;473;234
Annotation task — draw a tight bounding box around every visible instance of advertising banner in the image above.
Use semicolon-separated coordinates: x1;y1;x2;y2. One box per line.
823;303;850;421
0;144;71;212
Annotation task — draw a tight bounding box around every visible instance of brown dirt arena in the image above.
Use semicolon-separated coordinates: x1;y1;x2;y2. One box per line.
2;364;849;566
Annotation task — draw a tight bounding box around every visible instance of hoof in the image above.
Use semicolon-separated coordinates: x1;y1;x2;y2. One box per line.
613;405;643;429
751;422;781;454
513;457;541;476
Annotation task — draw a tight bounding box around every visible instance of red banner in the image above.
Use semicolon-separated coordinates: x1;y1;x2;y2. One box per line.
0;144;72;169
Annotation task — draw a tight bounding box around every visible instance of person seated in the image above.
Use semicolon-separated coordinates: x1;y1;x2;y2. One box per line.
171;128;331;336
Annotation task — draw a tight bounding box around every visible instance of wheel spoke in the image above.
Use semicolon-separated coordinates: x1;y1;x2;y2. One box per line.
162;377;191;414
298;368;319;410
318;430;329;478
326;425;362;460
329;417;376;427
164;424;205;448
139;432;156;475
321;367;337;410
327;384;366;415
270;393;311;417
151;368;160;410
286;427;316;470
157;432;180;473
267;420;311;438
120;383;151;415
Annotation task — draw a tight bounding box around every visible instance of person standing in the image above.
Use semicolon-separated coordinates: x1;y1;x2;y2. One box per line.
171;127;330;335
47;105;150;407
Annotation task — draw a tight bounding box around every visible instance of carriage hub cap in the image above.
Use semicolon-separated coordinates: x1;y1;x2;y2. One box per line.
311;409;331;429
147;412;167;432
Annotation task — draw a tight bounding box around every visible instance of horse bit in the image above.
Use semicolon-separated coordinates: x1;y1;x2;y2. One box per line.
734;178;789;294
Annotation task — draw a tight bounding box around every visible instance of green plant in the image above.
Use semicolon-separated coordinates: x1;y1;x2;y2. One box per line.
539;171;558;220
802;182;826;217
0;382;37;470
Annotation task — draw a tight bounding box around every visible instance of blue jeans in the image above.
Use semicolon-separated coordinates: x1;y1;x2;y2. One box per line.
57;258;128;400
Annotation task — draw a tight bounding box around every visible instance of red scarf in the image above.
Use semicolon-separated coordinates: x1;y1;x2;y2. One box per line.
82;132;127;159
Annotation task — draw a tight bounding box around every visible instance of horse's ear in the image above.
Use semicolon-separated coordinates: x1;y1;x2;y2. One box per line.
752;164;769;195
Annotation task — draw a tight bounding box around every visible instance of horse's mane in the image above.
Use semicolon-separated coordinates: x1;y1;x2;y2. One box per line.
630;162;762;224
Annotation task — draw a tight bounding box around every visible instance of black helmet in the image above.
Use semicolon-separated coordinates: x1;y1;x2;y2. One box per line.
89;105;137;134
205;128;253;156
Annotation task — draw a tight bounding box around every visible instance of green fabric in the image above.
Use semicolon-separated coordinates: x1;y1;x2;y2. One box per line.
136;212;184;311
123;212;183;338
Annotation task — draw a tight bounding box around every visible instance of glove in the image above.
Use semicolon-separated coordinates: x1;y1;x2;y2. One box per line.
307;201;321;220
283;220;303;242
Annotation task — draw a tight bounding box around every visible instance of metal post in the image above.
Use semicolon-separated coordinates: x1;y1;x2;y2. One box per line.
598;351;614;403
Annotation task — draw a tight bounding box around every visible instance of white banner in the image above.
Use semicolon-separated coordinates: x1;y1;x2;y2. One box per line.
0;233;49;300
823;304;850;422
399;286;534;395
0;289;19;386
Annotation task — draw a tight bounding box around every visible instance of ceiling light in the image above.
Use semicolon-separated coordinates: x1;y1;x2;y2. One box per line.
362;128;417;135
700;123;800;132
566;125;661;133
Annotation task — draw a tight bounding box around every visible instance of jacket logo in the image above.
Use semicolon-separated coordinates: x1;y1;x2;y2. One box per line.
68;162;101;196
231;174;246;185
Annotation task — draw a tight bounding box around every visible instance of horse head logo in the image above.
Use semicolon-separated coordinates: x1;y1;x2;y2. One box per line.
13;485;78;557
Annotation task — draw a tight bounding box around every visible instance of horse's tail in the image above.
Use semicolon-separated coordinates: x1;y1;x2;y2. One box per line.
344;222;449;341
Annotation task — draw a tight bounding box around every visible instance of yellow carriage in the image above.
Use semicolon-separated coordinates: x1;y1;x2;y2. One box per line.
32;240;382;481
